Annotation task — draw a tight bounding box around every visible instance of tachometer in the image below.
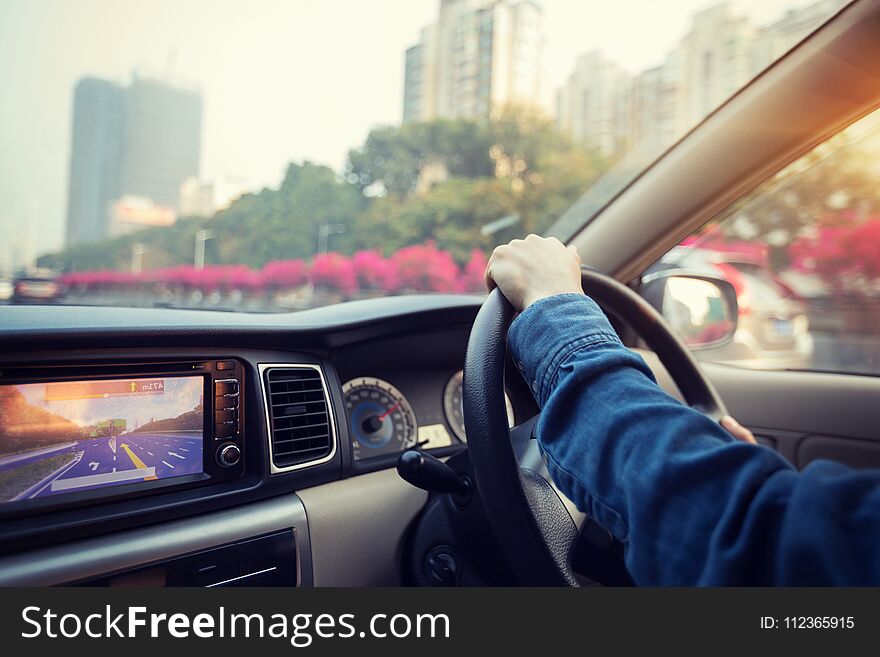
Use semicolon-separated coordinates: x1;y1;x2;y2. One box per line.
443;369;514;442
343;377;418;461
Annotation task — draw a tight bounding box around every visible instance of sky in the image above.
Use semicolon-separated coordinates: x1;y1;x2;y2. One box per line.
0;0;814;264
17;376;203;430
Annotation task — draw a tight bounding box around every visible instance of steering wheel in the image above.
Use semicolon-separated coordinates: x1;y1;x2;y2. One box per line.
462;268;728;586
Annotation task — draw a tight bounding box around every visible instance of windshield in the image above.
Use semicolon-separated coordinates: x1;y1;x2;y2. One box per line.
0;0;847;312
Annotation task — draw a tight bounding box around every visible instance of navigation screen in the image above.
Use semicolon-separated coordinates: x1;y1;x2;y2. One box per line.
0;376;204;503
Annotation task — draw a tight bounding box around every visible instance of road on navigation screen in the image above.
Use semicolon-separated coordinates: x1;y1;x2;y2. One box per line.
18;432;203;499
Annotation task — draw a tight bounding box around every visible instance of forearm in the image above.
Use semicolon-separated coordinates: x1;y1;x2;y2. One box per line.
508;294;800;584
491;239;880;585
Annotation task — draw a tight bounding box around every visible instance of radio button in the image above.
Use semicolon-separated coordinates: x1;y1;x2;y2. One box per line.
215;380;239;397
216;360;236;371
216;396;238;411
215;423;238;439
217;443;242;467
216;409;237;424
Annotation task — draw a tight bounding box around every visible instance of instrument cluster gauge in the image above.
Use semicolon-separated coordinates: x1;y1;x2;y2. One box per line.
443;369;515;443
343;377;418;461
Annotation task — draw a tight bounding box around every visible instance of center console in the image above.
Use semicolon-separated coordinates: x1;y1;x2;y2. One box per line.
0;358;247;521
0;348;341;586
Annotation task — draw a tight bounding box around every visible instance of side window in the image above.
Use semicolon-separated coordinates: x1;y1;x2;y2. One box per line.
649;107;880;375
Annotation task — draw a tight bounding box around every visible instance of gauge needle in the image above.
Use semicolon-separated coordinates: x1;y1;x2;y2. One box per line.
378;401;401;420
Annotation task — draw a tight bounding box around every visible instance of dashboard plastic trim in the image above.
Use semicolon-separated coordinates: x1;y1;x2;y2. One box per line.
0;493;313;586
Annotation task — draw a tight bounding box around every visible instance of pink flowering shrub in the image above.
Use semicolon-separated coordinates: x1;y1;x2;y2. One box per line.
147;265;202;290
61;270;137;289
190;266;225;292
458;249;488;293
353;250;399;292
261;259;308;290
789;216;880;291
841;219;880;280
309;252;357;296
59;243;492;299
215;265;263;292
392;242;461;292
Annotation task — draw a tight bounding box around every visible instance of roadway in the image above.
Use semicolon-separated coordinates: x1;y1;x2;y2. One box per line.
0;442;78;473
11;432;203;500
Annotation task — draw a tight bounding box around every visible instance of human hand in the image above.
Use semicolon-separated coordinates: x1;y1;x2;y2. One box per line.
484;235;584;312
720;415;757;444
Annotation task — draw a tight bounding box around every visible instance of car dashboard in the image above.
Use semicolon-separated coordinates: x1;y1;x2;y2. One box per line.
0;295;538;586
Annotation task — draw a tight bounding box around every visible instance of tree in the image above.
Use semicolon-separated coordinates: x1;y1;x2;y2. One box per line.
345;119;494;198
41;110;608;275
348;177;512;262
488;104;607;235
211;161;366;265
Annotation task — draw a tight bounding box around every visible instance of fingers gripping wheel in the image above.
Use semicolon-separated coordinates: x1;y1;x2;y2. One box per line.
463;269;727;587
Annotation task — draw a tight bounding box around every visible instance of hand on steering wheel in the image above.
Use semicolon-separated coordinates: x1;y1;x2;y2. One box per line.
484;235;584;311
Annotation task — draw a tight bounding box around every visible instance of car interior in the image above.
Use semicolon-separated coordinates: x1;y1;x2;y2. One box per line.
1;0;880;587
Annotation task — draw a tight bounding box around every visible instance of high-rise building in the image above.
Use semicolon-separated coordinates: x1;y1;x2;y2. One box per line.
65;73;202;246
121;74;203;209
403;26;437;124
556;51;631;158
556;0;848;165
402;0;547;124
65;78;125;245
676;4;757;130
629;54;683;161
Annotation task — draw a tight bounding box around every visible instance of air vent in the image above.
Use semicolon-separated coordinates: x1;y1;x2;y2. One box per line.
262;365;335;471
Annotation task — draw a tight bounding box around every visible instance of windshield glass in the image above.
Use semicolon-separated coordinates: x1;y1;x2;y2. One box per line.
0;0;847;312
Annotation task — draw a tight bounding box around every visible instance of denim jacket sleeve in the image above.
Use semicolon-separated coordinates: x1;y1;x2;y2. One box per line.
508;293;880;586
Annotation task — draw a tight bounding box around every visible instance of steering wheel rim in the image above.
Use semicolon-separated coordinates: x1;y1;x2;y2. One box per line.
462;268;728;586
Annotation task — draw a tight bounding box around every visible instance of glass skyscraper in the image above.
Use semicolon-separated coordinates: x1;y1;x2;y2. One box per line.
65;73;202;246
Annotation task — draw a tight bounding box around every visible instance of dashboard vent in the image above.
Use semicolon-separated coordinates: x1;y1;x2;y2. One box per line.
263;366;334;470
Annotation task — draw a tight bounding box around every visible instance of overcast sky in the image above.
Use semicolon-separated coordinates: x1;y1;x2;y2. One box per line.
19;377;202;429
0;0;812;262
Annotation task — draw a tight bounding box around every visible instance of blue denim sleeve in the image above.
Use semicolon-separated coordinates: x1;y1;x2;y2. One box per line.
508;293;880;585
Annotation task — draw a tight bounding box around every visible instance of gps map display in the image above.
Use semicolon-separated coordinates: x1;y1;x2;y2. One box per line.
0;376;204;503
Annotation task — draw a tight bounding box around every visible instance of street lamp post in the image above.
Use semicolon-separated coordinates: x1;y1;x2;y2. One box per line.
317;223;346;254
194;229;214;270
130;243;148;275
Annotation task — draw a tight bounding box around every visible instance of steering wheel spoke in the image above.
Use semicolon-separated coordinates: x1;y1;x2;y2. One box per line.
509;414;538;461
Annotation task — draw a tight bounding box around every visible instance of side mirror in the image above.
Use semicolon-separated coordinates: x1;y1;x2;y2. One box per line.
641;271;738;349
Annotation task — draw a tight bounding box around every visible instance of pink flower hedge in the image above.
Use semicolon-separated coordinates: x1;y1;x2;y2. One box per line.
353;250;400;292
459;249;489;293
391;242;461;292
60;243;489;298
261;259;308;289
62;270;139;289
309;252;357;296
790;216;880;289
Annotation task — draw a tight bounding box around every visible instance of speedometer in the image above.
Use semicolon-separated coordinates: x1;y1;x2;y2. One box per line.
343;377;418;461
443;370;515;442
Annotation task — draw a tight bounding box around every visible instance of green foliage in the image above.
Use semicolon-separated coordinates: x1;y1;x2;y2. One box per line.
211;162;366;266
348;178;512;261
346;119;495;197
41;110;607;272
